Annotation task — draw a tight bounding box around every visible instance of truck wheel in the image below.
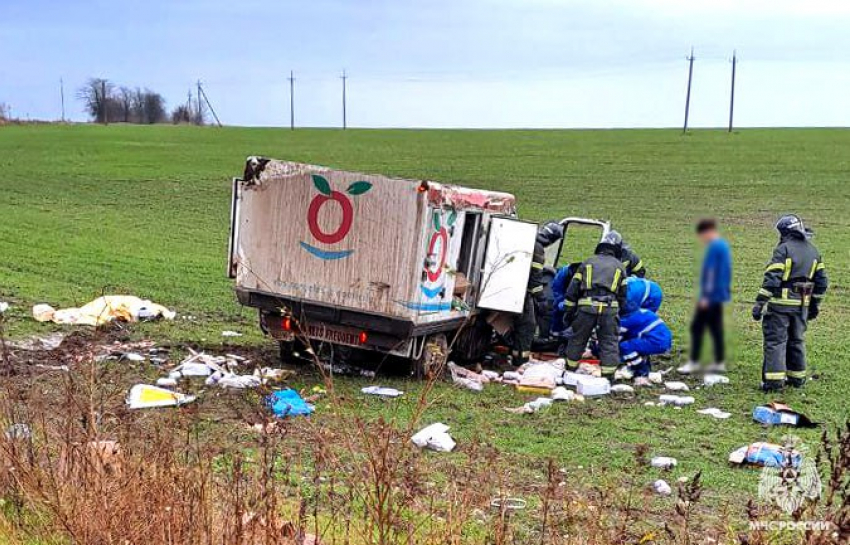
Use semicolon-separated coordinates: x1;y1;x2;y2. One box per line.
279;340;311;365
412;334;448;380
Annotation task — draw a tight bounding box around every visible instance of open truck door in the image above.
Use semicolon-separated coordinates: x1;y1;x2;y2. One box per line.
544;217;611;269
477;217;538;313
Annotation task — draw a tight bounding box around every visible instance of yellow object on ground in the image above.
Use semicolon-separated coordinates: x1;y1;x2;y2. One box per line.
32;295;176;326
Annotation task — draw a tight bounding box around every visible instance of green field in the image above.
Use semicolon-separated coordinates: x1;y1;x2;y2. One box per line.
1;124;849;514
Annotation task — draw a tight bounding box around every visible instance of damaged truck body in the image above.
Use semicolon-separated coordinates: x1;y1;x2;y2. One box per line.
228;157;607;374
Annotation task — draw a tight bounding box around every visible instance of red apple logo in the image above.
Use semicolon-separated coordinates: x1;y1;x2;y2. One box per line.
299;174;372;260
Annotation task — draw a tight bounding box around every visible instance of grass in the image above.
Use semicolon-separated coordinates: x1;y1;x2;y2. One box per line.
1;123;849;513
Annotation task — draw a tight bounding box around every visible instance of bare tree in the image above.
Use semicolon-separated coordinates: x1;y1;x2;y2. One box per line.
171;104;193;124
141;90;166;124
77;78;114;123
118;87;134;122
0;103;9;121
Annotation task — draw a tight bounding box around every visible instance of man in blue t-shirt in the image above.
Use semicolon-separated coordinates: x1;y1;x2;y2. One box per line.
679;218;732;375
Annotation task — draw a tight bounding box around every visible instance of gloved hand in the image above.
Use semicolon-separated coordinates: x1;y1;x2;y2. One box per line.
808;302;820;321
751;303;765;321
557;300;566;312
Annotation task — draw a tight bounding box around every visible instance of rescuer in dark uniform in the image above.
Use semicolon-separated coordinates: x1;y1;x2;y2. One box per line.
752;215;828;391
561;230;628;377
511;221;563;365
621;240;646;278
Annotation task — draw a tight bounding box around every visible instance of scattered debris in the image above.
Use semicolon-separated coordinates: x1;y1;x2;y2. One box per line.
221;330;243;337
490;497;527;511
156;377;178;388
448;362;486;391
32;295;176;326
729;442;801;468
611;384;635;394
208;372;262;389
664;381;690;392
703;374;730;386
122;352;145;362
658;394;695;407
550;386;577;401
614;366;634;381
4;423;31;440
753;402;817;428
361;386;404;398
34;363;70;372
653;479;673;496
127;384;196;409
651;456;678;469
698;407;732;419
267;389;315;418
411;423;456;452
0;301;8;313
8;332;66;351
576;376;610;397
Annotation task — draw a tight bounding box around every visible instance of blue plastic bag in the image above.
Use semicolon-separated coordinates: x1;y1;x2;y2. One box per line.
267;389;314;418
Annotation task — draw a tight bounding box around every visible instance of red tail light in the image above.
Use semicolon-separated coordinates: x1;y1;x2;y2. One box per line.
358;331;368;344
283;316;293;331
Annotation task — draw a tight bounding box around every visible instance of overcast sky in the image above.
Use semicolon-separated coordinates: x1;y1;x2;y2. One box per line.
2;0;849;128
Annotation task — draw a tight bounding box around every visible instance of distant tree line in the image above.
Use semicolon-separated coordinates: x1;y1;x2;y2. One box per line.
78;78;205;125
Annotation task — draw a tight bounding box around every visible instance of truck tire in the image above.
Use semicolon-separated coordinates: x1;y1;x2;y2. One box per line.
279;340;311;365
412;333;448;379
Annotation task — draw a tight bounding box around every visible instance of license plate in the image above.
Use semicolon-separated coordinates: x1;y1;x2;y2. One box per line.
304;323;361;346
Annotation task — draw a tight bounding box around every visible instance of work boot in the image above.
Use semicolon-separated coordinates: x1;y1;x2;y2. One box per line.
760;381;785;393
706;362;727;374
786;378;807;388
676;361;701;375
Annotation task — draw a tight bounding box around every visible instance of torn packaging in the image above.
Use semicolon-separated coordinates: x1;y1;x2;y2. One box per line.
33;295;176;326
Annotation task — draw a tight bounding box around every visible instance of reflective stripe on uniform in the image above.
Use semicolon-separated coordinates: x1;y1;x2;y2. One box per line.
529;286;544;294
573;273;583;281
585;264;593;289
758;288;773;298
638;318;664;338
632;260;644;273
816;263;825;271
531;261;544;270
611;269;622;292
812;293;825;300
808;260;818;279
787;370;807;379
641;281;651;304
564;300;576;307
765;263;785;273
578;298;619;309
768;298;804;307
566;359;579;369
764;371;787;380
601;366;617;376
782;258;793;281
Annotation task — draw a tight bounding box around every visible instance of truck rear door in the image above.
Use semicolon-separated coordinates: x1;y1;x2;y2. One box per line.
476;217;538;314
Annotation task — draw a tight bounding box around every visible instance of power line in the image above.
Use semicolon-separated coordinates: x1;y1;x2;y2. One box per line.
198;82;222;127
682;47;694;134
59;78;65;122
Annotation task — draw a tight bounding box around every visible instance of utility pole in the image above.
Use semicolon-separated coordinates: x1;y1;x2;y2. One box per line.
341;70;347;130
198;82;223;127
197;80;203;125
101;80;108;124
288;70;295;130
60;78;65;122
728;50;737;133
682;47;694;134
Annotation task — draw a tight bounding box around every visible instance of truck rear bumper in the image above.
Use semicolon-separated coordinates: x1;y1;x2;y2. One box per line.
236;288;466;354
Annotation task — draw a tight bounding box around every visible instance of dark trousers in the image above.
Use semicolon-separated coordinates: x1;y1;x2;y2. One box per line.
690;302;724;363
762;307;807;387
565;308;619;376
511;294;537;365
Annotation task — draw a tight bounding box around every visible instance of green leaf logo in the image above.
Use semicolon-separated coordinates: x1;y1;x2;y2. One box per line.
447;210;457;226
347;181;372;195
312;174;332;196
433;213;441;231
